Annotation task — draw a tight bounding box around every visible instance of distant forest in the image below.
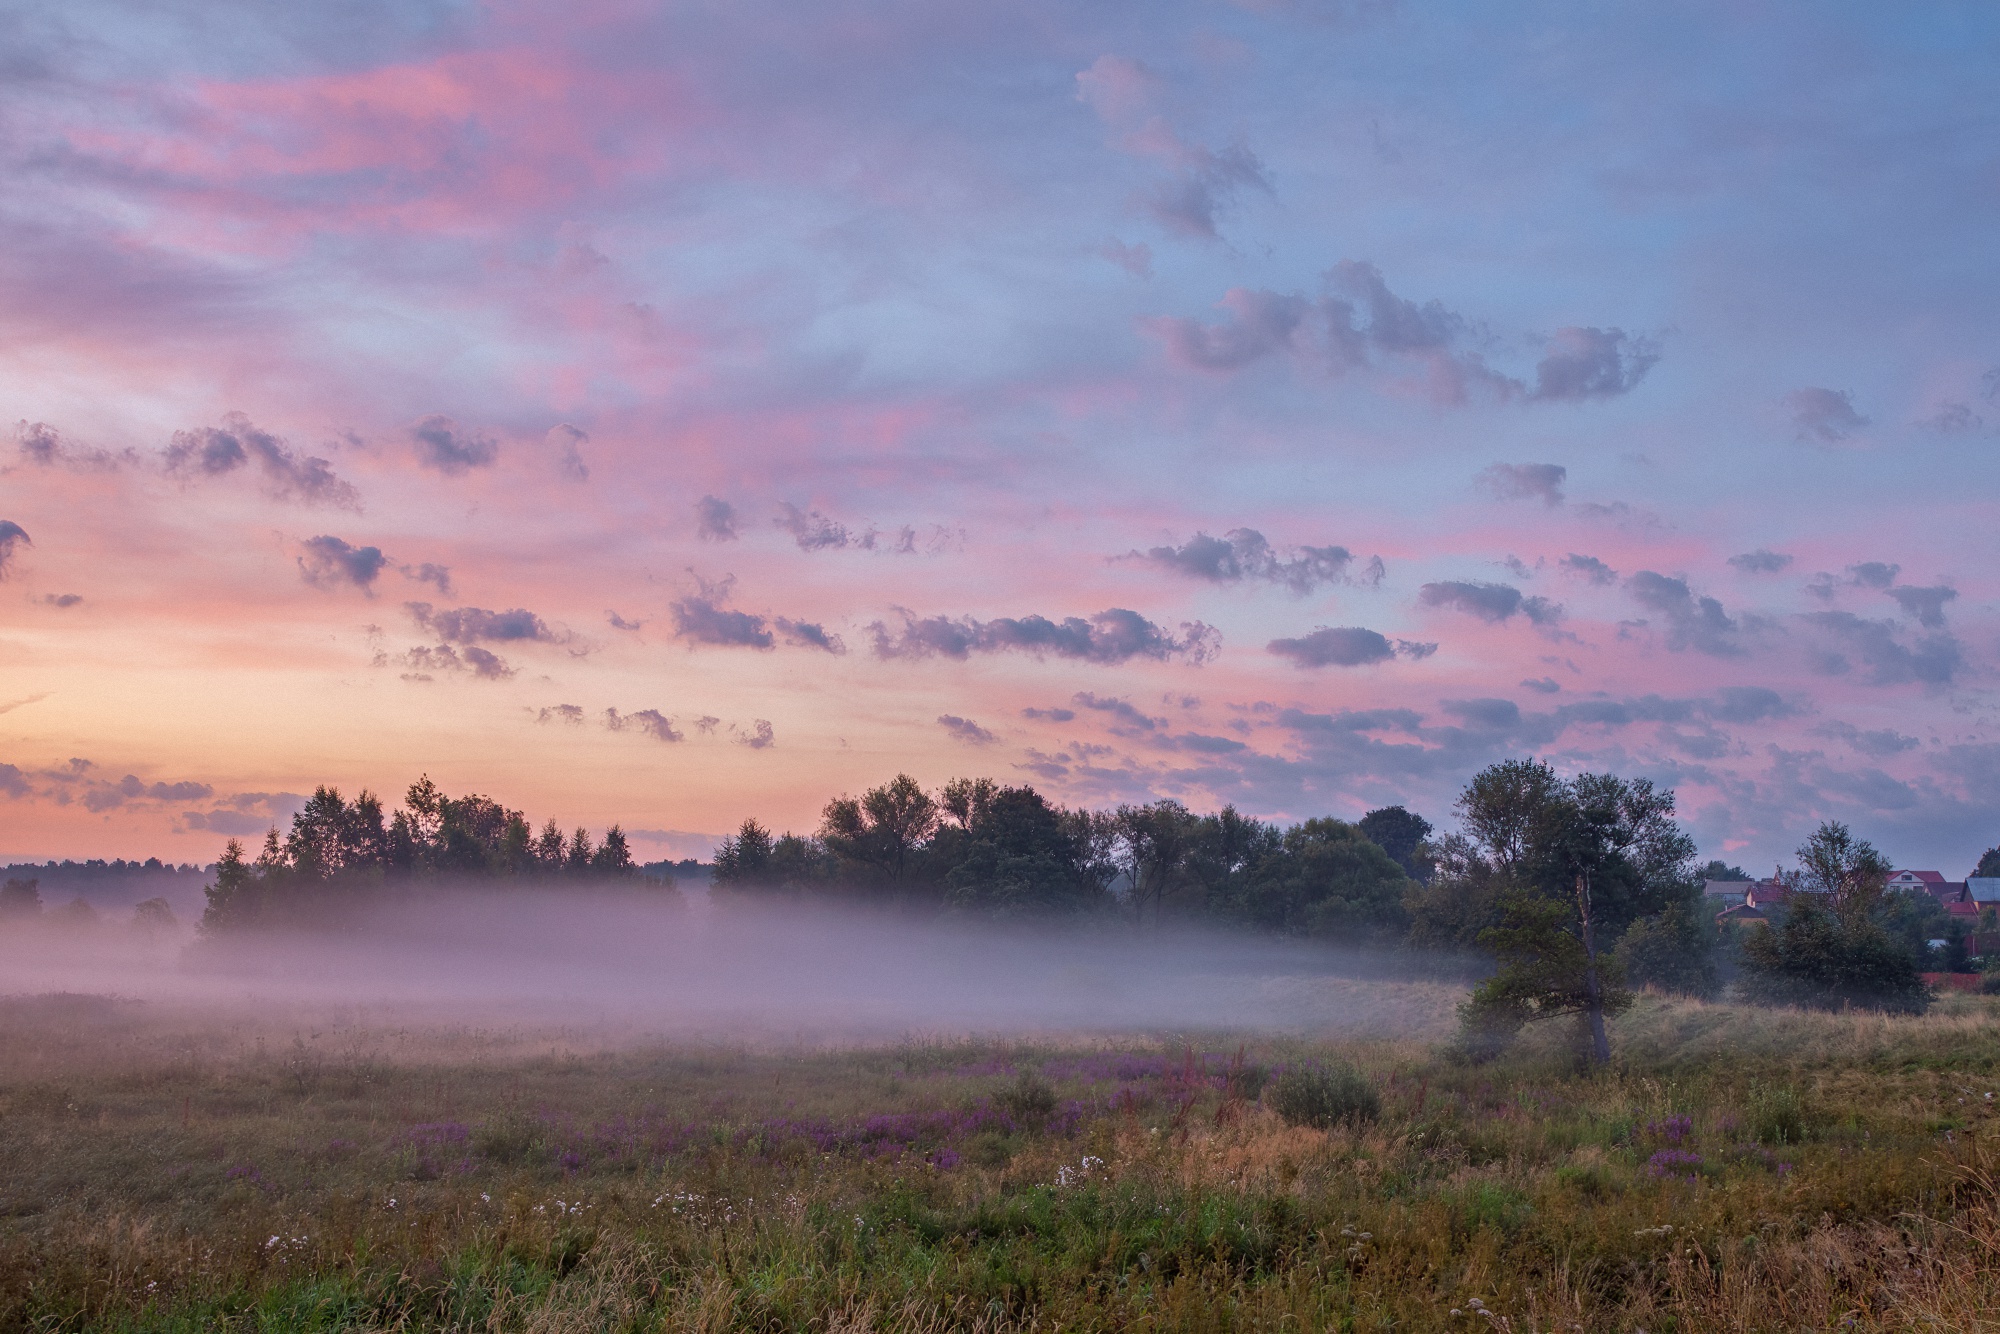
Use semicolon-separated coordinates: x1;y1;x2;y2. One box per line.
7;760;1988;1044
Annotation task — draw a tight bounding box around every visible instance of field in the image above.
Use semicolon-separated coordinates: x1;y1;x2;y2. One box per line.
1;986;1997;1333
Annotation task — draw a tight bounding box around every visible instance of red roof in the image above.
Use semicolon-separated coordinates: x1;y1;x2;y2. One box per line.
1946;900;1980;918
1893;870;1949;885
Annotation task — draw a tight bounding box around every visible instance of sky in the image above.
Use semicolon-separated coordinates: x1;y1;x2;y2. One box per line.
2;0;1997;872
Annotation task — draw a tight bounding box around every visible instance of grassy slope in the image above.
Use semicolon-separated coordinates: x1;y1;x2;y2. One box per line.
0;989;1996;1332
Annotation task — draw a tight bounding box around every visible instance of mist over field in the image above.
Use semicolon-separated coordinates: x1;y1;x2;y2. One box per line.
0;892;1461;1041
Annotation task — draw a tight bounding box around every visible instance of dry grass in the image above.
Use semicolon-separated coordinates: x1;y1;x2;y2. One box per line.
0;989;1995;1331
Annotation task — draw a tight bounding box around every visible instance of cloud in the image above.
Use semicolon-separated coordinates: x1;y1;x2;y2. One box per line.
1442;697;1521;730
1812;720;1919;757
14;421;128;471
395;644;514;680
400;562;453;594
1529;327;1659;400
1143;142;1271;240
1703;686;1794;723
1785;387;1869;443
1917;401;1984;434
1152;265;1654;409
1021;706;1076;722
407;602;557;644
297;535;388;592
937;714;997;744
537;703;585;724
0;520;29;578
1560;553;1616;585
164;414;358;507
1267;626;1434;667
1419;580;1563;625
870;608;1219;665
775;501;855;551
735;719;775;749
1801;611;1959;686
182;810;272;835
1076;50;1271;250
1846;561;1899;589
606;611;643;631
1097;238;1153;278
409;415;498;474
0;694;51;716
1886;584;1956;629
1729;549;1793;574
1476;463;1567;506
605;707;683;743
1152;288;1308;369
548;423;588;481
1073;692;1160;731
671;592;774;649
695;496;738;541
1135;528;1375;593
1624;572;1743;656
0;764;28;798
775;617;846;653
1521;677;1560;693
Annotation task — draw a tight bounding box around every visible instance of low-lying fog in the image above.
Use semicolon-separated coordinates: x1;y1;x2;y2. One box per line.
0;888;1463;1040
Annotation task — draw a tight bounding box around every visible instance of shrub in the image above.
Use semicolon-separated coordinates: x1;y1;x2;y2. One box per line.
1265;1062;1379;1129
995;1070;1059;1128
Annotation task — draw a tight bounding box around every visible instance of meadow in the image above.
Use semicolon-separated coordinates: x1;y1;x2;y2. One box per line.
1;986;1996;1333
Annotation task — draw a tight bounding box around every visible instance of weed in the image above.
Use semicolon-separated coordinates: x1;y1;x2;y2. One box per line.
1265;1061;1380;1129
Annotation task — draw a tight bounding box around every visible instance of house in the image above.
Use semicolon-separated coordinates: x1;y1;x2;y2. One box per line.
1702;877;1751;909
1715;903;1768;927
1887;869;1968;908
1967;877;2000;907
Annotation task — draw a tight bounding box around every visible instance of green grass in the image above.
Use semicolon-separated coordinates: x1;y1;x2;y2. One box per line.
1;988;1997;1331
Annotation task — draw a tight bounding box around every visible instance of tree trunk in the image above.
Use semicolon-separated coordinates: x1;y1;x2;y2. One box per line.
1577;873;1610;1065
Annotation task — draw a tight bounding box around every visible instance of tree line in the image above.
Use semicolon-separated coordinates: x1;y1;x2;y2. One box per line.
198;778;651;931
193;761;1985;1061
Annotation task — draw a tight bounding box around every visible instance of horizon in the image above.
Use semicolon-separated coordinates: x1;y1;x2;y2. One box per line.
4;2;1998;872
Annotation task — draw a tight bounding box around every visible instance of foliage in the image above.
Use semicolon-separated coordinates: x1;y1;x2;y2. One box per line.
1226;819;1412;942
1358;804;1434;882
1701;857;1748;879
1616;897;1721;997
200;778;649;932
1434;760;1701;1059
1739;823;1929;1013
1975;845;2000;878
0;878;40;918
1264;1061;1379;1128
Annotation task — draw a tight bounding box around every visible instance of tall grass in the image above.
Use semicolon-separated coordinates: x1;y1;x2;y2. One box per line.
0;989;1995;1331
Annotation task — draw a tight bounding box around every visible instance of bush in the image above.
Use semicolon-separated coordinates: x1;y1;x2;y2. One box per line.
1265;1062;1379;1129
995;1070;1059;1128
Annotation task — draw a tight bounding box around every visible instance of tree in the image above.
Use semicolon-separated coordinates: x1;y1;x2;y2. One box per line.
591;825;635;876
1976;846;2000;879
1112;799;1197;925
713;819;775;889
1227;819;1410;942
0;877;42;919
820;774;940;892
1701;858;1749;880
1433;760;1703;1062
199;840;253;933
1739;822;1928;1013
941;786;1114;917
1358;806;1434;882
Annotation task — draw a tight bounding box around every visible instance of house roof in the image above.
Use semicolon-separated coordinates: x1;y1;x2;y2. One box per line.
1890;869;1949;885
1968;877;2000;903
1716;904;1767;923
1946;900;1980;918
